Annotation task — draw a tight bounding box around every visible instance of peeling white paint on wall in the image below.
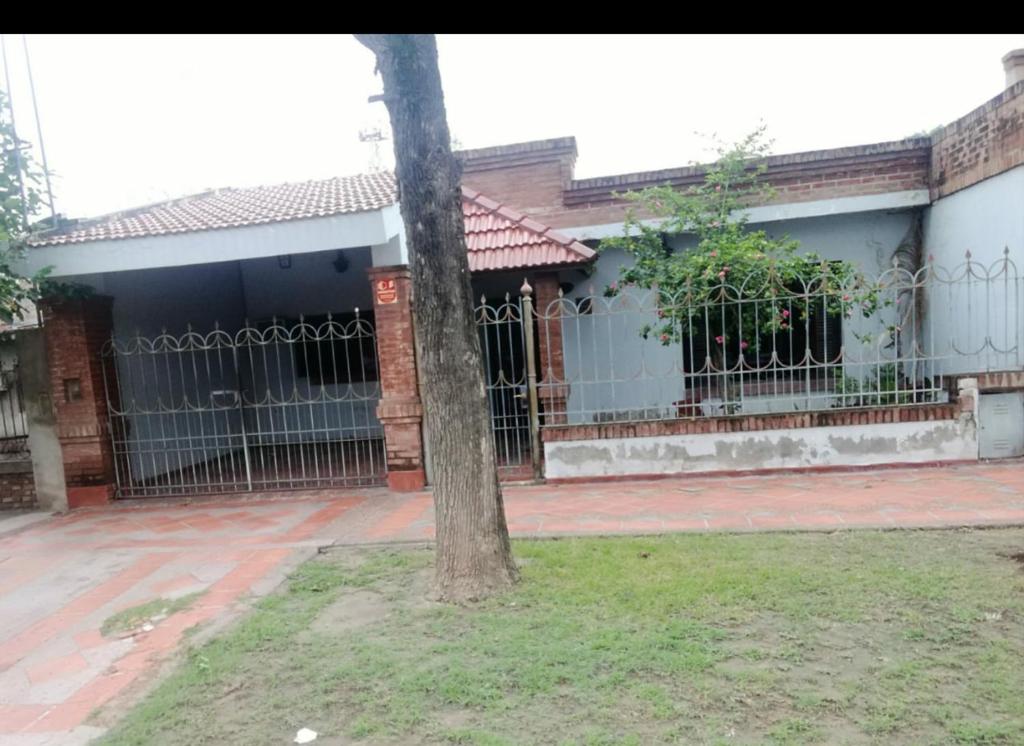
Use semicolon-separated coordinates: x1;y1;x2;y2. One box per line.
543;420;979;479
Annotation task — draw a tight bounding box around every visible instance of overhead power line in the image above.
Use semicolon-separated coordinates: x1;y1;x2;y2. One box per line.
0;34;28;228
22;35;56;222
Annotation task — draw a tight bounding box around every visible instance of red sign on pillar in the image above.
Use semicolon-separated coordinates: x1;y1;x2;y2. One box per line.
375;278;398;305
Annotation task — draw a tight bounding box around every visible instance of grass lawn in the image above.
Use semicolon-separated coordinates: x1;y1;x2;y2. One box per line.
98;529;1024;745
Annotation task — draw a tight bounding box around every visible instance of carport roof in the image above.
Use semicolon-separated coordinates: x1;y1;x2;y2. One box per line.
28;174;595;273
29;172;399;247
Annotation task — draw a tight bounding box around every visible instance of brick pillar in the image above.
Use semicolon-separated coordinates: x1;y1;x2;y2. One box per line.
532;273;569;425
41;295;116;508
368;266;426;491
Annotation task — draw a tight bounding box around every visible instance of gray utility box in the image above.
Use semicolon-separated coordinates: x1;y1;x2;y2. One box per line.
978;392;1024;459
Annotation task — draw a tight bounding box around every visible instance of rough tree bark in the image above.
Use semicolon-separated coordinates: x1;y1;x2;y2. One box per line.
355;34;518;602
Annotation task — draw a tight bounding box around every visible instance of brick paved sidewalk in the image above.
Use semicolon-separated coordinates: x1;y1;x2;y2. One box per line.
338;461;1024;544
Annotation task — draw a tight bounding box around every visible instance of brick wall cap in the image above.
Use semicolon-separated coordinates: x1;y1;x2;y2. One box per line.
457;136;578;165
541;404;958;442
366;265;412;278
568;138;932;194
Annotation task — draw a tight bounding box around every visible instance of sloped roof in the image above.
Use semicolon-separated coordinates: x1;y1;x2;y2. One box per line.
27;173;595;273
461;187;594;272
29;172;399;247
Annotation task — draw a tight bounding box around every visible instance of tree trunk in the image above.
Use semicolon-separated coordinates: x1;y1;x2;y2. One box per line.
355;34;518;602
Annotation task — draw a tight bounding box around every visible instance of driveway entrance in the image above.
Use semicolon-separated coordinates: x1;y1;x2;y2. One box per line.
101;317;386;498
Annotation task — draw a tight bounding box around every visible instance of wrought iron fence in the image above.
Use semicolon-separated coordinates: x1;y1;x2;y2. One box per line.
101;314;385;497
0;358;28;454
529;252;1022;427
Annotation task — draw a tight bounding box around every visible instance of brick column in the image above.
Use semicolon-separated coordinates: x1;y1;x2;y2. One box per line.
532;273;569;425
367;266;426;491
41;295;116;508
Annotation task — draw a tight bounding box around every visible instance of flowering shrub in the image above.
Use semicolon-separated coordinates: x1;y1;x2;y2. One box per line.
598;128;875;359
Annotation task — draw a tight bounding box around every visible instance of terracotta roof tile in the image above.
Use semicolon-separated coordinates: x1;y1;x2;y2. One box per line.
461;187;595;272
29;172;399;247
28;170;595;273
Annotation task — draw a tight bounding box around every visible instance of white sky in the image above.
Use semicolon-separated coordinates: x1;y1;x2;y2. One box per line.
2;34;1022;220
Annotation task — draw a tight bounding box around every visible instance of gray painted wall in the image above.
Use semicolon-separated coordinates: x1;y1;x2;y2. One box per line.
922;165;1024;376
924;165;1024;268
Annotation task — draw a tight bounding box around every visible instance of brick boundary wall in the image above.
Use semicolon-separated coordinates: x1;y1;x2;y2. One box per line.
460;138;932;232
563;143;931;207
975;370;1024;392
0;460;37;511
460;137;577;219
931;80;1024;200
541;403;958;443
460;75;1024;233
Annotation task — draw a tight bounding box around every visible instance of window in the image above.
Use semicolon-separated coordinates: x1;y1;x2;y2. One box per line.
293;312;379;384
751;304;842;368
680;298;843;375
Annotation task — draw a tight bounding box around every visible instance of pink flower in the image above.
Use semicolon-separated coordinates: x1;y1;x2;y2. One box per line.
609;281;618;289
718;271;726;279
715;185;721;192
842;294;851;302
781;309;790;318
709;250;718;257
740;340;749;350
715;335;724;345
659;333;670;343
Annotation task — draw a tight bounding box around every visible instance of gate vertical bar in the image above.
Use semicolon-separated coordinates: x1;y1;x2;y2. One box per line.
99;339;124;497
231;344;254;491
520;279;542;481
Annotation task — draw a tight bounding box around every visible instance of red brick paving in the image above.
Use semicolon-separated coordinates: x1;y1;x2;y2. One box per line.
1;461;1023;742
0;496;364;742
332;461;1024;544
25;653;89;686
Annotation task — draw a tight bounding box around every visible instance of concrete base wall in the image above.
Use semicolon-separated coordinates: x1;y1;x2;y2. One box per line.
543;419;978;479
16;329;68;512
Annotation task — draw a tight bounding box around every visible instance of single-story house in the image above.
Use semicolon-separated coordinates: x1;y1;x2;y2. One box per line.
6;49;1024;510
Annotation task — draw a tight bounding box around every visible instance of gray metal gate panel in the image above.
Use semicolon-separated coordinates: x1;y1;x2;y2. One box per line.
476;294;534;475
101;315;386;497
979;392;1024;459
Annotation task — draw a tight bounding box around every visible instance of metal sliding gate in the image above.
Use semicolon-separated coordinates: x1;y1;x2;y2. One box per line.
101;315;386;498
